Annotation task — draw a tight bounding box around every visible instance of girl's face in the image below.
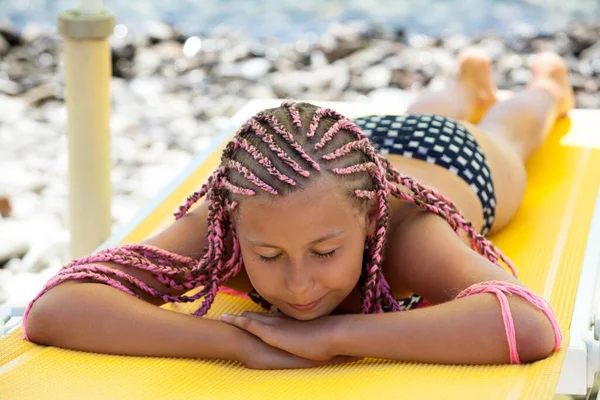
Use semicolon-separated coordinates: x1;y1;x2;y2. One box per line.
234;176;374;320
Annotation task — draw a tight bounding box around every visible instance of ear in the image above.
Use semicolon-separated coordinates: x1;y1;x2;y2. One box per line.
364;198;379;236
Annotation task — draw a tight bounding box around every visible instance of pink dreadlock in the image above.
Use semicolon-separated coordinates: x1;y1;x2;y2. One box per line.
22;101;519;339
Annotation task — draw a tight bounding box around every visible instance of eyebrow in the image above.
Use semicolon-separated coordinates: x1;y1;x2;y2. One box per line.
248;230;345;248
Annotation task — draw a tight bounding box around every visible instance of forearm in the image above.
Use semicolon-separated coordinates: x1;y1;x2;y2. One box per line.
330;293;556;364
26;282;245;361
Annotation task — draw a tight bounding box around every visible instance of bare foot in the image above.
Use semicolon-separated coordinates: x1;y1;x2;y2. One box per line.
452;48;498;123
528;52;574;117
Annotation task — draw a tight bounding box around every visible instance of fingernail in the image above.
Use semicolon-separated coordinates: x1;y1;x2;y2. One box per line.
221;314;231;321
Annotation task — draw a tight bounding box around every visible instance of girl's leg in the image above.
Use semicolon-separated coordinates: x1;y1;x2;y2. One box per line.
465;52;574;232
477;53;575;162
406;48;498;123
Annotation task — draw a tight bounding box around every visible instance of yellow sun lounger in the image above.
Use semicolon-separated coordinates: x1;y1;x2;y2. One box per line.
2;100;600;399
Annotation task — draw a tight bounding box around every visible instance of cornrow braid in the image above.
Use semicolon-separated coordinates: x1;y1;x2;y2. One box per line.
23;101;519;334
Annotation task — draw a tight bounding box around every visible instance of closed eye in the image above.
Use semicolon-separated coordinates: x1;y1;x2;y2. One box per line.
312;250;336;259
259;250;337;262
259;254;282;262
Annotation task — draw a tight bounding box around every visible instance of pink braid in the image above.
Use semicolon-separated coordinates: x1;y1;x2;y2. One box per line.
249;118;311;177
307;108;348;138
193;189;229;316
456;281;562;364
233;138;296;186
221;178;256;196
174;169;220;219
332;162;378;175
314;119;353;150
322;138;372;160
227;159;278;195
361;164;392;314
255;114;321;171
282;101;303;130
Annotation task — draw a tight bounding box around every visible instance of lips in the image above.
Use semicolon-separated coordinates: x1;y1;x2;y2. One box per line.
288;296;324;312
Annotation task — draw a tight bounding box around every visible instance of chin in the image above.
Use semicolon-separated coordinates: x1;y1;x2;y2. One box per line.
278;303;336;321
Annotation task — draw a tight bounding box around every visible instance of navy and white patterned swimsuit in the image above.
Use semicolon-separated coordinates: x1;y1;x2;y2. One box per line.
353;114;497;236
247;113;496;313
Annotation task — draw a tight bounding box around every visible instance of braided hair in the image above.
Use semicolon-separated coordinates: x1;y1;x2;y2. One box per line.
24;102;517;324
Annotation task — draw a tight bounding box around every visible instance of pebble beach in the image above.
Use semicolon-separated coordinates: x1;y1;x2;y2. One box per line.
2;11;600;308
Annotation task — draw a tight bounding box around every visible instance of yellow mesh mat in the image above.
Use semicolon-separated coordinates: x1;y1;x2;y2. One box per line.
2;112;599;400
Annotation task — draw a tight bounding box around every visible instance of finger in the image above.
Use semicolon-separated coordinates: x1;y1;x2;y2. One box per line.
221;314;268;337
241;311;281;324
317;355;363;366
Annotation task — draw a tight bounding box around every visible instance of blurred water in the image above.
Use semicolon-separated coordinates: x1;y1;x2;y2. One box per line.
1;0;599;39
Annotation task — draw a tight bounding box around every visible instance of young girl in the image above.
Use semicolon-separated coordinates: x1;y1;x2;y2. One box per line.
23;49;572;370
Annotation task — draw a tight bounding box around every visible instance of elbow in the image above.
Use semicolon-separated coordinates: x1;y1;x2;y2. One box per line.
23;300;54;345
516;311;557;363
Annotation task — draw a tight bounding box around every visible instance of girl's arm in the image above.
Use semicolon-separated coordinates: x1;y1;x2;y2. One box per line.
25;201;320;368
25;276;352;369
224;209;557;364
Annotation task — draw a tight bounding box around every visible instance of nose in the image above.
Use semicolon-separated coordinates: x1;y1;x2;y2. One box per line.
284;259;315;297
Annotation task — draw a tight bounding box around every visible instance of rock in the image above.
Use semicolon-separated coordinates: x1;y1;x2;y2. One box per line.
330;61;351;91
567;21;598;57
0;20;20;47
443;34;471;52
20;23;46;44
310;50;329;69
23;83;56;106
0;95;26;123
580;41;600;60
575;91;600;109
318;26;367;63
0;197;11;218
146;20;179;44
367;88;415;107
239;58;271;80
135;47;163;76
475;37;507;61
508;68;531;86
344;45;392;72
270;70;307;97
112;43;136;79
243;84;277;99
361;65;391;89
0;220;30;263
14;231;69;273
0;35;9;56
0;78;22;95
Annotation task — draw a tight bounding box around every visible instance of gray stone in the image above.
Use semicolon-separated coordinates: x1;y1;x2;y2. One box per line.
367;87;415;107
0;95;26;123
575;91;600;108
0;220;30;262
508;68;531;86
239;58;271;80
243;84;277;99
361;65;392;89
0;77;22;95
0;35;9;56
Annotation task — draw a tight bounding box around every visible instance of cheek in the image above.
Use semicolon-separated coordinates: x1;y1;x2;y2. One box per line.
322;247;363;291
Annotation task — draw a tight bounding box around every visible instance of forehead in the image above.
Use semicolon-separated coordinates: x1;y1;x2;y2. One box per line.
235;177;363;241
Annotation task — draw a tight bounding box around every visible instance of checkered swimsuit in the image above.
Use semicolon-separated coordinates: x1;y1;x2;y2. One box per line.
353;114;497;236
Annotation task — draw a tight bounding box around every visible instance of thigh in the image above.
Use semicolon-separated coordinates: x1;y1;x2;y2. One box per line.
459;121;527;234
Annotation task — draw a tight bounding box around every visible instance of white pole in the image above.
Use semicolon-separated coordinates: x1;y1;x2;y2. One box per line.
58;6;114;259
78;0;103;15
